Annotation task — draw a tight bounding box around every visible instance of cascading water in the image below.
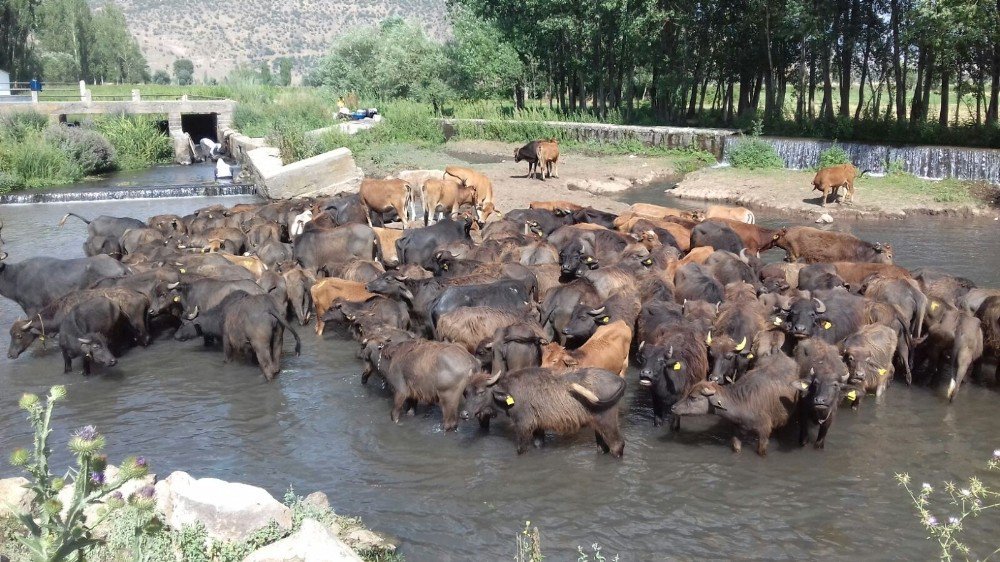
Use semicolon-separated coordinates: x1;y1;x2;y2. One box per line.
0;183;258;204
722;136;1000;184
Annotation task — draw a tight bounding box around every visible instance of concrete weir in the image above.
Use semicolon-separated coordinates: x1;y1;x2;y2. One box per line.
442;118;736;158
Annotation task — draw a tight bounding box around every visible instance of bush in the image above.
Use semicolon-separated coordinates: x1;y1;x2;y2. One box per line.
727;137;784;170
95;115;171;170
0;170;24;193
818;144;851;169
44;126;118;175
0;112;49;143
268;121;319;164
0;135;83;188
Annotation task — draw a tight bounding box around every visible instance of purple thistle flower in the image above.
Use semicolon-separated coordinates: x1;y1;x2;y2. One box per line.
75;425;99;441
90;471;105;486
110;491;124;501
135;457;147;468
137;485;155;499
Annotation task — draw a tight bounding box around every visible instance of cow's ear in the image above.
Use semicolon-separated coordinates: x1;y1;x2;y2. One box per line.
790;380;810;392
492;390;514;407
562;356;580;366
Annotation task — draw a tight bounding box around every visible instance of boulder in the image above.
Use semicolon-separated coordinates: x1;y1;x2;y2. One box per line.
242;518;362;562
345;528;396;553
815;213;834;224
155;471;292;542
303;491;330;511
0;477;32;517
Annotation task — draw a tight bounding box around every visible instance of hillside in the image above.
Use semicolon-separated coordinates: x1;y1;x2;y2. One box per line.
96;0;448;81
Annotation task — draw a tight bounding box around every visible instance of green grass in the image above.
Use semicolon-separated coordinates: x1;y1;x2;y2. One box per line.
94;114;172;170
864;174;978;204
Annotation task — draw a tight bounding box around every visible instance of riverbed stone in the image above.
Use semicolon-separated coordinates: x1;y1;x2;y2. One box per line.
345;528;396;553
155;471;292;542
0;477;32;517
303;491;330;510
242;518;362;562
815;213;834;224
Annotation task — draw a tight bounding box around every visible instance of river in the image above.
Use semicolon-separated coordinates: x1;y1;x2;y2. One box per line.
0;170;997;561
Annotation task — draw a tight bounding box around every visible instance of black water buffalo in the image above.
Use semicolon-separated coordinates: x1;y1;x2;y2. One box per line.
429;279;533;329
792;338;850;449
152;278;264;318
691;221;745;254
637;324;708;428
674;263;724;305
396;217;474;269
785;288;865;344
222;293;302;380
57;296;126;374
293;224;376;273
0;254;130;316
59;212;147;240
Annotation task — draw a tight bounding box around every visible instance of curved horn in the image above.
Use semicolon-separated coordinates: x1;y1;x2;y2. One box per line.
739;248;749;264
166;281;180;290
699;385;717;396
187;305;199;320
734;336;748;352
812;297;827;313
570;383;601;405
19;319;32;330
588;306;607;316
484;371;502;386
706;331;712;345
668;345;674;357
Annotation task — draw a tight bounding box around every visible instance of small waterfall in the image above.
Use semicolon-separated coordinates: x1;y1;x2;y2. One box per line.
0;183;259;205
722;136;1000;184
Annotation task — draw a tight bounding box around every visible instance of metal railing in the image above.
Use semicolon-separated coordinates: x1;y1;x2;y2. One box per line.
0;81;227;104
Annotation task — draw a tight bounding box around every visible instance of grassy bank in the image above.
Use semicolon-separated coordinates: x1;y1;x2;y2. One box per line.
0;111;171;192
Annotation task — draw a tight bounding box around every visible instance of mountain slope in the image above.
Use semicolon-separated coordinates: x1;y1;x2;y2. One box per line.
99;0;448;80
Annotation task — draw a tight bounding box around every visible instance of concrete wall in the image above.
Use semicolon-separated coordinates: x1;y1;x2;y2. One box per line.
441;119;736;158
221;127;364;199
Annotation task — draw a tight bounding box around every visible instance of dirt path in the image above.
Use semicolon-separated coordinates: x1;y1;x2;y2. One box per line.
672;166;992;220
370;140;687;214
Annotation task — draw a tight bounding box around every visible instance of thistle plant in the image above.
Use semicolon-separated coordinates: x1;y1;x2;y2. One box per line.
9;385;151;562
896;450;1000;561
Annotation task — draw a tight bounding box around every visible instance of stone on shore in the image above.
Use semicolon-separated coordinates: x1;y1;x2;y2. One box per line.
303;491;330;511
815;213;834;224
246;147;364;200
154;471;292;542
0;477;32;517
242;518;363;562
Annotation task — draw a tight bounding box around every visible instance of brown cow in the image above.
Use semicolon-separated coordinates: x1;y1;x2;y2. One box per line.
813;163;865;207
360;178;414;228
310;277;375;335
538;139;560;179
444;166;495;221
219;254;268;280
421;178;472;226
705;218;777;254
541;319;632;377
705;205;755;224
372;227;405;266
831;262;911;287
529;200;584;214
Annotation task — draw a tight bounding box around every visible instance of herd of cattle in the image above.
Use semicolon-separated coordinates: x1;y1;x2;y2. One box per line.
2;160;998;458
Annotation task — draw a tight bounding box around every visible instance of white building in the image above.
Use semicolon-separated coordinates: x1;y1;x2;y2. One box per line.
0;70;9;96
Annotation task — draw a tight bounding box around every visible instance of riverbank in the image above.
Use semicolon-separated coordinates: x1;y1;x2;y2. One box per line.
671;166;996;219
0;469;398;561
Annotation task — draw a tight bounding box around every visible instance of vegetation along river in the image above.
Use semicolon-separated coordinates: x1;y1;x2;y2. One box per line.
0;171;997;560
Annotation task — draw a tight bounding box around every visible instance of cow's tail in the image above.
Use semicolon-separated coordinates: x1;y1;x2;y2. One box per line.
860;169;872;178
59;212;91;227
270;310;302;356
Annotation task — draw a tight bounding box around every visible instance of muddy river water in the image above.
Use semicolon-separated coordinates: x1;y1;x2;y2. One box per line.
0;170;998;560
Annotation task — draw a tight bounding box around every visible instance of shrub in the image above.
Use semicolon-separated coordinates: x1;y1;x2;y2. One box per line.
44;126;118;175
0;112;49;142
887;159;907;176
95;115;171;170
818;144;851;169
0;170;24;193
727;137;784;170
268;121;320;164
0;135;83;188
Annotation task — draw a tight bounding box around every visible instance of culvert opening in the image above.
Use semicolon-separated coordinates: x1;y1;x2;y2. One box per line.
181;113;218;143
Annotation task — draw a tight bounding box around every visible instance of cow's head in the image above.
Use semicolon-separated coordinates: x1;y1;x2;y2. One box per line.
561;305;610;347
366;274;414;303
787;296;826;338
559;239;598;279
671;381;724;416
707;332;753;384
78;334;116;368
8;318;44;359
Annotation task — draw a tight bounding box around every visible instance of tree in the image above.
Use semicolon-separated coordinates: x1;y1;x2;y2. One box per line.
35;0;93;80
275;57;292;86
173;58;194;85
445;8;523;100
0;0;43;79
152;69;170;84
89;3;148;83
258;61;272;85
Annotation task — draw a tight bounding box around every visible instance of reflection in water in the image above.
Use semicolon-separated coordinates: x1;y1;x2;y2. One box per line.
0;183;996;561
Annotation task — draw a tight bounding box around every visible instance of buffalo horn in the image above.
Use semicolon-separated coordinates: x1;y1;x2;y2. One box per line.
588;306;607;317
734;336;747;352
484;372;502;386
699;385;717;396
812;297;827;313
187;305;199;320
166;281;180;290
739;248;750;264
570;383;601;405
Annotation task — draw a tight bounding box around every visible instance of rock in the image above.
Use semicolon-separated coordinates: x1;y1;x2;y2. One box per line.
243;518;362;562
568;177;633;193
247;147;364;200
345;529;396;553
155;471;292;542
303;491;330;511
815;213;834;224
0;477;32;517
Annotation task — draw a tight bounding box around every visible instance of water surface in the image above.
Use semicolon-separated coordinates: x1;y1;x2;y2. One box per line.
0;183;997;561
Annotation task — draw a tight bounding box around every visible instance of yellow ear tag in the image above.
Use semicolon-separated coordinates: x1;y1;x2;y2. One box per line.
600;316;610;324
179;268;186;273
38;336;45;342
846;390;858;401
878;368;888;376
442;264;448;270
931;302;939;311
673;362;682;371
823;321;833;330
773;317;783;326
747;353;754;359
173;296;181;303
505;396;515;406
642;258;653;266
585;256;594;263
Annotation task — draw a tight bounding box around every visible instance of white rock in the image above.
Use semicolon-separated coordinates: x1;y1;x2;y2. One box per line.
0;477;32;517
815;213;834;224
243;518;362;562
303;491;330;511
155;471;292;542
345;528;395;553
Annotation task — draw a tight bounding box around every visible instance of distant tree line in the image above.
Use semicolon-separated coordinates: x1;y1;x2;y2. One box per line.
1;0;148;83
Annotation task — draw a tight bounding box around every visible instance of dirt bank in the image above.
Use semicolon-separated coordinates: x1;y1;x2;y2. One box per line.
672;166;994;220
362;139;693;213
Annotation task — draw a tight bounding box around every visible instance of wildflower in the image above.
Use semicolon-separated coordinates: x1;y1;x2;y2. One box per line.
68;425;105;455
960;488;971;497
135;457;147;468
51;477;65;492
922;483;933;492
43;499;63;516
130;485;156;510
994;449;1000;458
48;385;67;401
106;491;125;509
119;456;150;479
9;448;29;467
926;516;938;526
18;393;39;411
90;471;105;486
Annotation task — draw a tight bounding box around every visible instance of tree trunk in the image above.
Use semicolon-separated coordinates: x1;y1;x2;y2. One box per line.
809;49;817;120
854;30;872;121
988;46;999;126
939;69;950;127
891;0;906;122
910;48;926;123
821;40;835;120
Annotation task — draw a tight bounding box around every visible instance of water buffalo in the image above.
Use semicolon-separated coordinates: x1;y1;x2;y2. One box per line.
0;253;130;316
57;296;127;374
293;224;376;274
